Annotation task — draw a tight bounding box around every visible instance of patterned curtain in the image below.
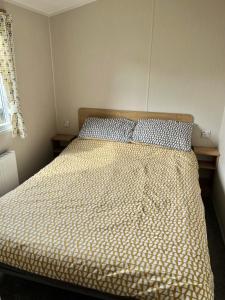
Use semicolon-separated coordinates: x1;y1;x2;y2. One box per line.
0;12;26;138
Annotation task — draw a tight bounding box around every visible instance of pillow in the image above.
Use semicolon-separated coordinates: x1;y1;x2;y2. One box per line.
132;119;193;151
79;117;136;143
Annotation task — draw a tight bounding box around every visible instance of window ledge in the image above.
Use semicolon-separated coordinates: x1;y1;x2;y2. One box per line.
0;124;12;135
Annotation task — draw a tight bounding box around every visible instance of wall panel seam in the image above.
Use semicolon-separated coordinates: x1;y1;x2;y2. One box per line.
146;0;156;112
48;18;58;130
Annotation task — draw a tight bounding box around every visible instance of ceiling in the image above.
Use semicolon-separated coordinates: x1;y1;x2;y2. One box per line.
5;0;96;16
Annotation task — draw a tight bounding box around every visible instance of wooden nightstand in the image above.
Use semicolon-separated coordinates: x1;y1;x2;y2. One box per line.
193;146;220;199
52;134;77;157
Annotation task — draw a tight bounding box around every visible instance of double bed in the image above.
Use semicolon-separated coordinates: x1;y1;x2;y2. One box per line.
0;108;214;299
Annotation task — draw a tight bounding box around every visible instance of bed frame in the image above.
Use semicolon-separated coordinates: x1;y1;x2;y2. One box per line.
0;108;193;299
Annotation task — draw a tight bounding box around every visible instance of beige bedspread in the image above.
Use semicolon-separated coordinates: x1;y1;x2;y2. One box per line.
0;139;213;299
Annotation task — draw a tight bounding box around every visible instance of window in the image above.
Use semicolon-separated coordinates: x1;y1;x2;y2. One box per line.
0;74;11;133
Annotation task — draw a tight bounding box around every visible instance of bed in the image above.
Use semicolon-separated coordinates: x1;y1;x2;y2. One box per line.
0;108;214;299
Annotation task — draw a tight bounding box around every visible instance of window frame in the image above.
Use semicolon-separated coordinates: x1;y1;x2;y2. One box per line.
0;75;11;134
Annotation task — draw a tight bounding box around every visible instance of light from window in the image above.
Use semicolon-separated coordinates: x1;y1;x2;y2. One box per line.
0;74;11;133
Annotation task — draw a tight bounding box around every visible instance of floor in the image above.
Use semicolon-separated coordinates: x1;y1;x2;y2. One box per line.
0;198;224;300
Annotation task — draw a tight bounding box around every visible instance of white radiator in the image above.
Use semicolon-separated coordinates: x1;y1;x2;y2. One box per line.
0;151;19;197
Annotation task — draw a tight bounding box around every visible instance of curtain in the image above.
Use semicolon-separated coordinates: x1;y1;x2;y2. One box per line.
0;12;26;138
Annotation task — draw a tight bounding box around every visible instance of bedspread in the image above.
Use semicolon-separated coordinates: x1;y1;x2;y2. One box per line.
0;139;214;299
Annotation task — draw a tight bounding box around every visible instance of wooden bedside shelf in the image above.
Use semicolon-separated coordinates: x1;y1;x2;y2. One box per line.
52;134;76;142
198;161;216;170
193;147;219;157
193;146;219;171
52;134;77;157
193;146;219;200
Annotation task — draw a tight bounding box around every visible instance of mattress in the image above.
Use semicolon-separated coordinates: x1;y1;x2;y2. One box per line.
0;139;213;299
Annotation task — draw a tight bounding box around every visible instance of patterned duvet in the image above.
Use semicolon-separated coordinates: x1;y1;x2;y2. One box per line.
0;139;213;299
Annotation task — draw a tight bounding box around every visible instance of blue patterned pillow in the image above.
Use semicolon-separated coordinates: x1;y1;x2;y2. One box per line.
132;119;193;151
79;117;136;143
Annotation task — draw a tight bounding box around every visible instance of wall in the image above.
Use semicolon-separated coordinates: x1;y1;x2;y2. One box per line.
150;0;225;146
51;0;153;134
0;2;56;182
51;0;225;147
214;107;225;241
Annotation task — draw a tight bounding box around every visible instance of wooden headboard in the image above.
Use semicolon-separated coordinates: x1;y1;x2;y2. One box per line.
78;108;193;129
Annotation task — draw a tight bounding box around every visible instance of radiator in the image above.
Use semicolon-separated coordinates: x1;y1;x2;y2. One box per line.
0;151;19;197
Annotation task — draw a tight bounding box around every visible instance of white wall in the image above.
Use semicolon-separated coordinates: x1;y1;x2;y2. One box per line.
149;0;225;146
51;0;153;133
51;0;225;147
0;2;56;182
214;107;225;241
